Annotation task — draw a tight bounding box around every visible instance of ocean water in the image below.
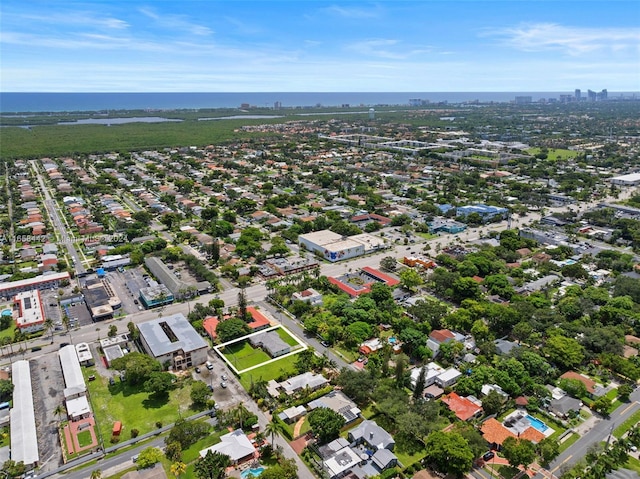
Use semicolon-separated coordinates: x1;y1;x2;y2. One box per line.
3;91;634;113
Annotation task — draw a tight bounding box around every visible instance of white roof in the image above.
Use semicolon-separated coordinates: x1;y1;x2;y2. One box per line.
59;345;87;397
281;372;328;395
438;368;462;382
10;360;39;466
611;172;640;182
200;429;254;462
75;343;93;363
324;446;361;478
66;396;91;419
299;230;343;246
0;271;70;293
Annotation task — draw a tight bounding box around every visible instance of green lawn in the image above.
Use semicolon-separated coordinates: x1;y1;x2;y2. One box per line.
238;354;299;390
558;432;580;453
395;447;426;469
222;341;271;370
77;429;93;448
275;327;299;347
83;366;194;443
526;148;577;161
494;465;521;479
625;456;640;474
614;409;640;439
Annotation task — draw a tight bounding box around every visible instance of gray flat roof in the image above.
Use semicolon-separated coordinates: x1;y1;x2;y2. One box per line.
11;360;39;466
138;313;208;356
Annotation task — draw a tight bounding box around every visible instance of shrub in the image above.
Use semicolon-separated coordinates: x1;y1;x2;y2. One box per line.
156;421;163;429
110;435;120;444
131;429;139;438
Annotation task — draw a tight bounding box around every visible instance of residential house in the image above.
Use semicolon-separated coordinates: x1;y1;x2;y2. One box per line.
292;288;323;306
435;368;462;388
308;390;361;424
348;419;395;451
199;429;256;465
441;392;483;421
549;396;582;418
249;330;291;358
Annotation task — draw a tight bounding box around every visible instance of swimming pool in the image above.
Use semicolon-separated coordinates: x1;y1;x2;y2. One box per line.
388;337;397;344
241;467;265;478
525;414;549;433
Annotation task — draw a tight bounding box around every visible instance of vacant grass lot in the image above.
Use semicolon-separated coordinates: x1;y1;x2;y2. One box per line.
222;341;271;371
76;429;93;448
526;147;577;161
83;366;193;442
238;354;299;390
275;327;300;347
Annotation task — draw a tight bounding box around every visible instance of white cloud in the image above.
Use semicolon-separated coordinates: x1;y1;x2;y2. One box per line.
6;11;129;30
138;7;212;36
345;39;434;59
323;4;382;19
490;23;640;56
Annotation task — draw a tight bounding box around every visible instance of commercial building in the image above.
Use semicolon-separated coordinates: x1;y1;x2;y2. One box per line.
610;173;640;186
298;230;387;262
328;266;400;297
456;204;508;221
0;271;70;300
83;278;121;320
144;256;211;299
13;290;46;333
59;345;87;400
138;314;208;370
11;360;39;468
139;284;174;309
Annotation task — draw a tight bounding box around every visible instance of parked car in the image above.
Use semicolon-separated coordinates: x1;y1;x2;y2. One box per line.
220;382;227;388
206;362;214;370
483;451;495;462
195;367;201;373
221;374;228;381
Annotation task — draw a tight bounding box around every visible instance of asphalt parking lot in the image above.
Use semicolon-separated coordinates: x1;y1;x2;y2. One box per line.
30;352;65;472
194;352;247;412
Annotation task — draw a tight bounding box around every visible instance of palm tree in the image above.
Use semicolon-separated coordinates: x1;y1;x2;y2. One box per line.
170;462;186;478
235;402;250;429
264;419;286;448
44;318;54;344
62;315;72;343
54;404;66;423
90;469;102;479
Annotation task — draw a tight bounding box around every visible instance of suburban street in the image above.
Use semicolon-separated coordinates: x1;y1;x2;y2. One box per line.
29;160;87;276
549;392;640;475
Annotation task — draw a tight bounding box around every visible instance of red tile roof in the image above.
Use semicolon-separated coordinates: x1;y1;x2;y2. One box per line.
429;329;455;344
246;306;270;330
441;392;483;421
481;418;516;445
560;371;596;394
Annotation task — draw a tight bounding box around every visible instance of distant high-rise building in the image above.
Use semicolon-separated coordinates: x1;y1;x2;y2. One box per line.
368;108;375;120
598;89;608;101
587;90;597;101
514;96;532;104
575;89;581;100
274;101;282;110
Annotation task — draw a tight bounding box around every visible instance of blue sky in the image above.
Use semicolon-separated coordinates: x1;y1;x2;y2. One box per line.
1;1;639;92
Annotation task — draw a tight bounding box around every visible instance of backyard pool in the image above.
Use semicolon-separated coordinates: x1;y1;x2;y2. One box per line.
388;337;397;344
241;467;265;478
526;414;549;433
